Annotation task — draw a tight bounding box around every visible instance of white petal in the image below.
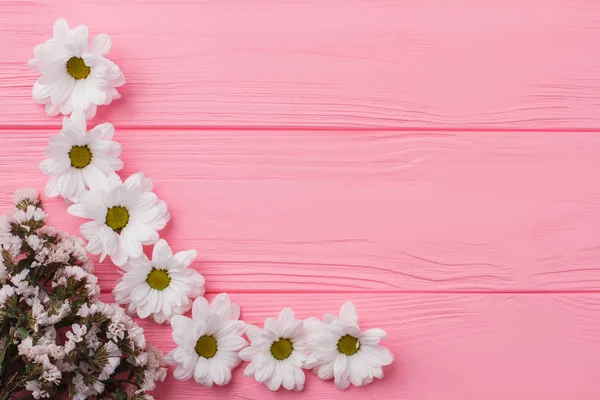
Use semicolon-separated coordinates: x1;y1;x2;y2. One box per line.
293;365;305;391
82;165;107;188
57;169;83;199
348;357;366;387
316;361;335;380
193;357;209;383
104;58;125;87
210;359;232;386
91;33;111;56
86;232;103;255
361;345;393;366
45;102;61;116
53;18;70;42
125;223;157;244
110;245;128;267
173;249;197;268
33;81;53;102
69;24;89;53
335;375;351;390
217;335;246;352
171;315;197;348
99;225;118;255
88;122;115;141
333;354;348;380
244;324;263;343
84;103;98;119
44;177;60;197
119;228;143;259
264;318;281;336
172;353;197;381
152;238;173;264
210;293;234;320
278;308;295;326
66;107;87;134
255;357;275;383
244;362;256;377
204;313;220;335
239;346;257;362
266;364;282;391
70;79;91;110
339;302;358;324
281;363;296;391
192;297;211;321
39;157;70;176
80;220;103;239
360;328;387;346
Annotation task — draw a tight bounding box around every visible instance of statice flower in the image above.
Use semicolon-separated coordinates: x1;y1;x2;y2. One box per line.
0;189;166;399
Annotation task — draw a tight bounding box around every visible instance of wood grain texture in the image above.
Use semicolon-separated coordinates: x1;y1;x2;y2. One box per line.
100;292;600;400
2;1;600;398
2;129;599;292
2;0;600;128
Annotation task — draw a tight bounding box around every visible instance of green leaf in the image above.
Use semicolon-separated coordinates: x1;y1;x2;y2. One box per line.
16;327;29;339
116;388;128;400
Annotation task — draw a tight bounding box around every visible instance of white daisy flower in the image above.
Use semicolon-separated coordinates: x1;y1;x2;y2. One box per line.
67;172;170;267
112;239;205;324
239;308;310;391
165;294;247;387
29;18;125;119
40;108;123;201
305;302;393;390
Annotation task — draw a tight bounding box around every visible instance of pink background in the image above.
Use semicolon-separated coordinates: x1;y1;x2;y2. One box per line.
2;1;600;398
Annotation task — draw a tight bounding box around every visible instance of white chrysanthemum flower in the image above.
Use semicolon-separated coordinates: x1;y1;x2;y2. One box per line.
67;172;170;267
40;108;123;201
239;308;310;391
112;239;205;324
165;294;247;387
29;18;125;119
305;302;393;390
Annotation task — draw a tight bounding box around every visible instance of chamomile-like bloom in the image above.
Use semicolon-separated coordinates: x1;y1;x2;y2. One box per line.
305;302;393;390
29;18;125;119
239;308;310;391
112;239;205;324
67;172;170;267
165;294;247;387
40;108;123;201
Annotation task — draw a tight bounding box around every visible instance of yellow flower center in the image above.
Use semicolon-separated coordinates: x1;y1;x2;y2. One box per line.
105;206;129;233
195;335;217;359
146;268;171;290
337;335;360;356
270;338;293;360
66;56;91;80
68;145;93;169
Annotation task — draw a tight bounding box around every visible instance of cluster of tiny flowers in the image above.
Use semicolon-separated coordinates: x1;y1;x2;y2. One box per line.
32;18;205;327
0;190;166;399
167;296;393;391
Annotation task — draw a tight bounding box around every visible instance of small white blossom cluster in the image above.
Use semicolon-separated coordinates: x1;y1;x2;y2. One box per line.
0;190;166;399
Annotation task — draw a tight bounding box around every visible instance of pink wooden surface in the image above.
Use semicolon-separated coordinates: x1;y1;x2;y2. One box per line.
2;1;600;399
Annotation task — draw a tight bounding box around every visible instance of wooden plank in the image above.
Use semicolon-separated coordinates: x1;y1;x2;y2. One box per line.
2;0;600;128
2;129;599;292
106;292;600;399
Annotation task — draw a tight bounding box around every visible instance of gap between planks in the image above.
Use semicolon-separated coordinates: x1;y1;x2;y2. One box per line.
2;125;600;133
99;289;600;295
